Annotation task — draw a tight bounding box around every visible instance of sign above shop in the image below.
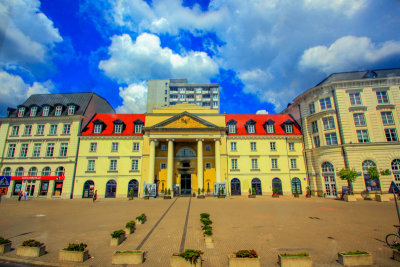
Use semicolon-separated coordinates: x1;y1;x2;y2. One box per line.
10;176;65;181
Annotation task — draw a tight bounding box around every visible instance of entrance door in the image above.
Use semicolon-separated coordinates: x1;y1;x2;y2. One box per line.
180;174;191;195
231;178;241;195
26;184;35;196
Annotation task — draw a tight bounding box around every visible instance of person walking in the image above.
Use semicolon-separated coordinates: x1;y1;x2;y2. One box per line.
18;191;22;201
24;190;28;200
93;190;97;202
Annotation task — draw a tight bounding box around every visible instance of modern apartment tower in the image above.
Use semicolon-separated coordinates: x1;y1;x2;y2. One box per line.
146;79;220;113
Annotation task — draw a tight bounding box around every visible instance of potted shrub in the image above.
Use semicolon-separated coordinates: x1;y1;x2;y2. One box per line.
125;221;135;234
197;188;205;199
338;251;373;266
164;188;172;199
171;249;203;267
0;237;11;254
144;187;149;200
278;252;312;267
218;187;226;198
248;188;256;198
112;250;145;264
110;230;126;246
59;243;88;262
136;213;147;225
338;168;358;202
228;249;260;267
16;239;46;257
272;187;279;198
293;187;299;198
128;188;134;200
393;245;400;262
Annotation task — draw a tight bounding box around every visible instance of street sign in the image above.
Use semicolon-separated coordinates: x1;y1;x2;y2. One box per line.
389;181;400;194
0;187;8;195
0;176;11;187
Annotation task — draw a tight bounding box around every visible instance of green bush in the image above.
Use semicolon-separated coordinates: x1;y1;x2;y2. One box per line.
22;239;43;247
272;187;279;194
202;225;212;231
64;243;87;251
200;213;210;219
111;230;126;238
136;213;146;222
281;252;309;257
252;188;256;195
179;249;203;264
342;251;368;255
0;237;11;244
235;249;258;258
204;229;213;236
129;188;134;197
200;218;212;226
125;221;135;229
116;250;142;254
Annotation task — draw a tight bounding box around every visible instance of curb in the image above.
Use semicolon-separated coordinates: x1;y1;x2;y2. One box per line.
0;255;90;267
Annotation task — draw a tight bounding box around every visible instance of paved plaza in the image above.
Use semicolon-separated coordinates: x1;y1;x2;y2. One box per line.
0;196;399;266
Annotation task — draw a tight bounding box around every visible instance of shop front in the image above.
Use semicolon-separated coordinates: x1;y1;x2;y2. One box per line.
11;176;65;197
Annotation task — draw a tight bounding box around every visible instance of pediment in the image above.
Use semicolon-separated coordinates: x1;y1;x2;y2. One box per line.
147;112;223;130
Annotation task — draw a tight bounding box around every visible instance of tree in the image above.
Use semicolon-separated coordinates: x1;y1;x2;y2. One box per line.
129;188;134;199
367;167;380;181
338;168;358;195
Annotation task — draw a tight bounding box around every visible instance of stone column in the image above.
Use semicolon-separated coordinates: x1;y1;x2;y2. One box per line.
197;139;203;190
148;139;156;183
167;139;174;191
215;139;221;183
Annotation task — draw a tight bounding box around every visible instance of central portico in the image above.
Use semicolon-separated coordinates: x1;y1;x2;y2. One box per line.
143;104;227;195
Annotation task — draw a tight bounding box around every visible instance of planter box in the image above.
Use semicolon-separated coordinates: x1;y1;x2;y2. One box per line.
344;195;357;202
375;194;391;202
170;254;202;267
0;242;12;254
125;227;135;235
164;195;172;199
112;251;145;264
228;255;260;267
110;234;125;246
204;236;213;248
217;195;225;198
278;255;312;267
197;195;205;199
272;195;279;198
144;196;149;200
136;219;145;225
338;252;373;266
393;249;400;262
59;250;89;262
248;195;256;198
293;194;299;198
16;245;46;257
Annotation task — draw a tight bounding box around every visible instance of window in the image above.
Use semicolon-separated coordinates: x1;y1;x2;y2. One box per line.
228;124;236;133
322;117;335;130
288;142;295;151
30;106;37;117
111;142;119;152
180;88;185;93
42;106;50;116
59;143;68;157
28;167;37;176
266;124;274;133
356;130;370;143
376;91;389;104
381;112;394;125
110;160;117;171
161;145;167;151
231;159;238;169
94;124;102;133
250;142;257;151
309;103;315;114
180;94;185;100
131;159;139;170
18;107;25;117
55;105;62;116
133;142;140;151
290;159;297;169
32;143;41;157
385;128;398;142
67;105;75;115
325;133;338;145
311;121;318;133
161;163;167;169
15;167;24;176
213;94;218;100
285;124;293;133
270;142;276;151
19;144;28;158
36;125;44;135
196;88;202;93
114;124;122;133
165;90;167;94
319;97;332;110
251;159;258;169
63;124;71;134
42;167;51;176
11;126;19;136
2;167;11;176
230;142;237;151
24;125;32;135
46;143;55;157
134;124;142;134
271;158;278;169
49;124;57;135
248;125;255;133
353;113;366;126
90;142;97;152
313;136;320;147
87;160;95;171
205;145;211;151
349;92;362;105
213;102;218;107
7;144;16;158
205;162;212;169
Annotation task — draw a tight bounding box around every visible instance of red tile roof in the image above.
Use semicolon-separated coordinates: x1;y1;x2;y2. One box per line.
225;114;301;135
82;114;145;136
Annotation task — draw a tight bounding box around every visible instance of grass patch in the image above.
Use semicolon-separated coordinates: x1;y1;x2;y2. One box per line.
342;251;368;255
116;250;142;254
281;252;309;257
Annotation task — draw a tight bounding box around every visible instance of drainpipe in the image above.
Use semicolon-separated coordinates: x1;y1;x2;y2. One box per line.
70;119;82;199
297;104;312;195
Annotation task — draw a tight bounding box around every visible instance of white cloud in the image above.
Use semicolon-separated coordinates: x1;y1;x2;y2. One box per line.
304;0;366;16
256;110;268;114
0;70;54;107
115;82;147;113
0;0;62;64
299;36;400;73
99;33;219;83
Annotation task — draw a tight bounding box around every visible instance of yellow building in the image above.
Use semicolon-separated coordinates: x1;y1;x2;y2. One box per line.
283;69;400;197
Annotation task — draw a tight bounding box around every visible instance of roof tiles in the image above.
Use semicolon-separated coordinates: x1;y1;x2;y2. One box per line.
82;114;145;136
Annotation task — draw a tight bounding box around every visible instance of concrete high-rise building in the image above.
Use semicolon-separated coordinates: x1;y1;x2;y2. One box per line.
146;79;220;113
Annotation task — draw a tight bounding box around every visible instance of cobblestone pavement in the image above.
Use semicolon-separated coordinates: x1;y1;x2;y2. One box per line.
0;196;399;266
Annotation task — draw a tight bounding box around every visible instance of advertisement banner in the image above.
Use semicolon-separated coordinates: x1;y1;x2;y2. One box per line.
10;176;65;181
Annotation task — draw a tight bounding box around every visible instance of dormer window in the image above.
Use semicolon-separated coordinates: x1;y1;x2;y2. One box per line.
18;107;25;117
30;106;37;117
245;119;256;134
68;105;75;115
94;124;102;134
42;106;50;116
227;119;237;134
285;124;293;133
263;119;275;134
133;119;144;134
114;124;122;133
248;125;255;133
55;105;63;116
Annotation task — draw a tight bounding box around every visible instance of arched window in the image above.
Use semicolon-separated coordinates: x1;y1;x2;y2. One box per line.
231;178;241;195
105;179;117;198
83;180;94;198
2;167;11;176
362;160;380;191
127;179;139;197
15;167;24;176
272;178;282;195
321;162;337;197
55;167;65;176
251;178;262;195
41;167;51;176
392;159;400;187
291;177;302;194
176;147;196;157
28;167;37;176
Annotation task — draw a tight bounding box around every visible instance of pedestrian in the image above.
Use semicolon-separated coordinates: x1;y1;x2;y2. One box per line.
18;191;22;201
24;190;28;200
93;190;97;202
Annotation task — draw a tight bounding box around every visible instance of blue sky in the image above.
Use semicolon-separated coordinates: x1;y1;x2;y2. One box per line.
0;0;400;115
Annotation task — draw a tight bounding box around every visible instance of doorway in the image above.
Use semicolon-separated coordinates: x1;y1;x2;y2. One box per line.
180;174;191;195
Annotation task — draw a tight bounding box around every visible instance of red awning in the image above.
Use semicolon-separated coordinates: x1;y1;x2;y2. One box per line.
11;176;65;181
